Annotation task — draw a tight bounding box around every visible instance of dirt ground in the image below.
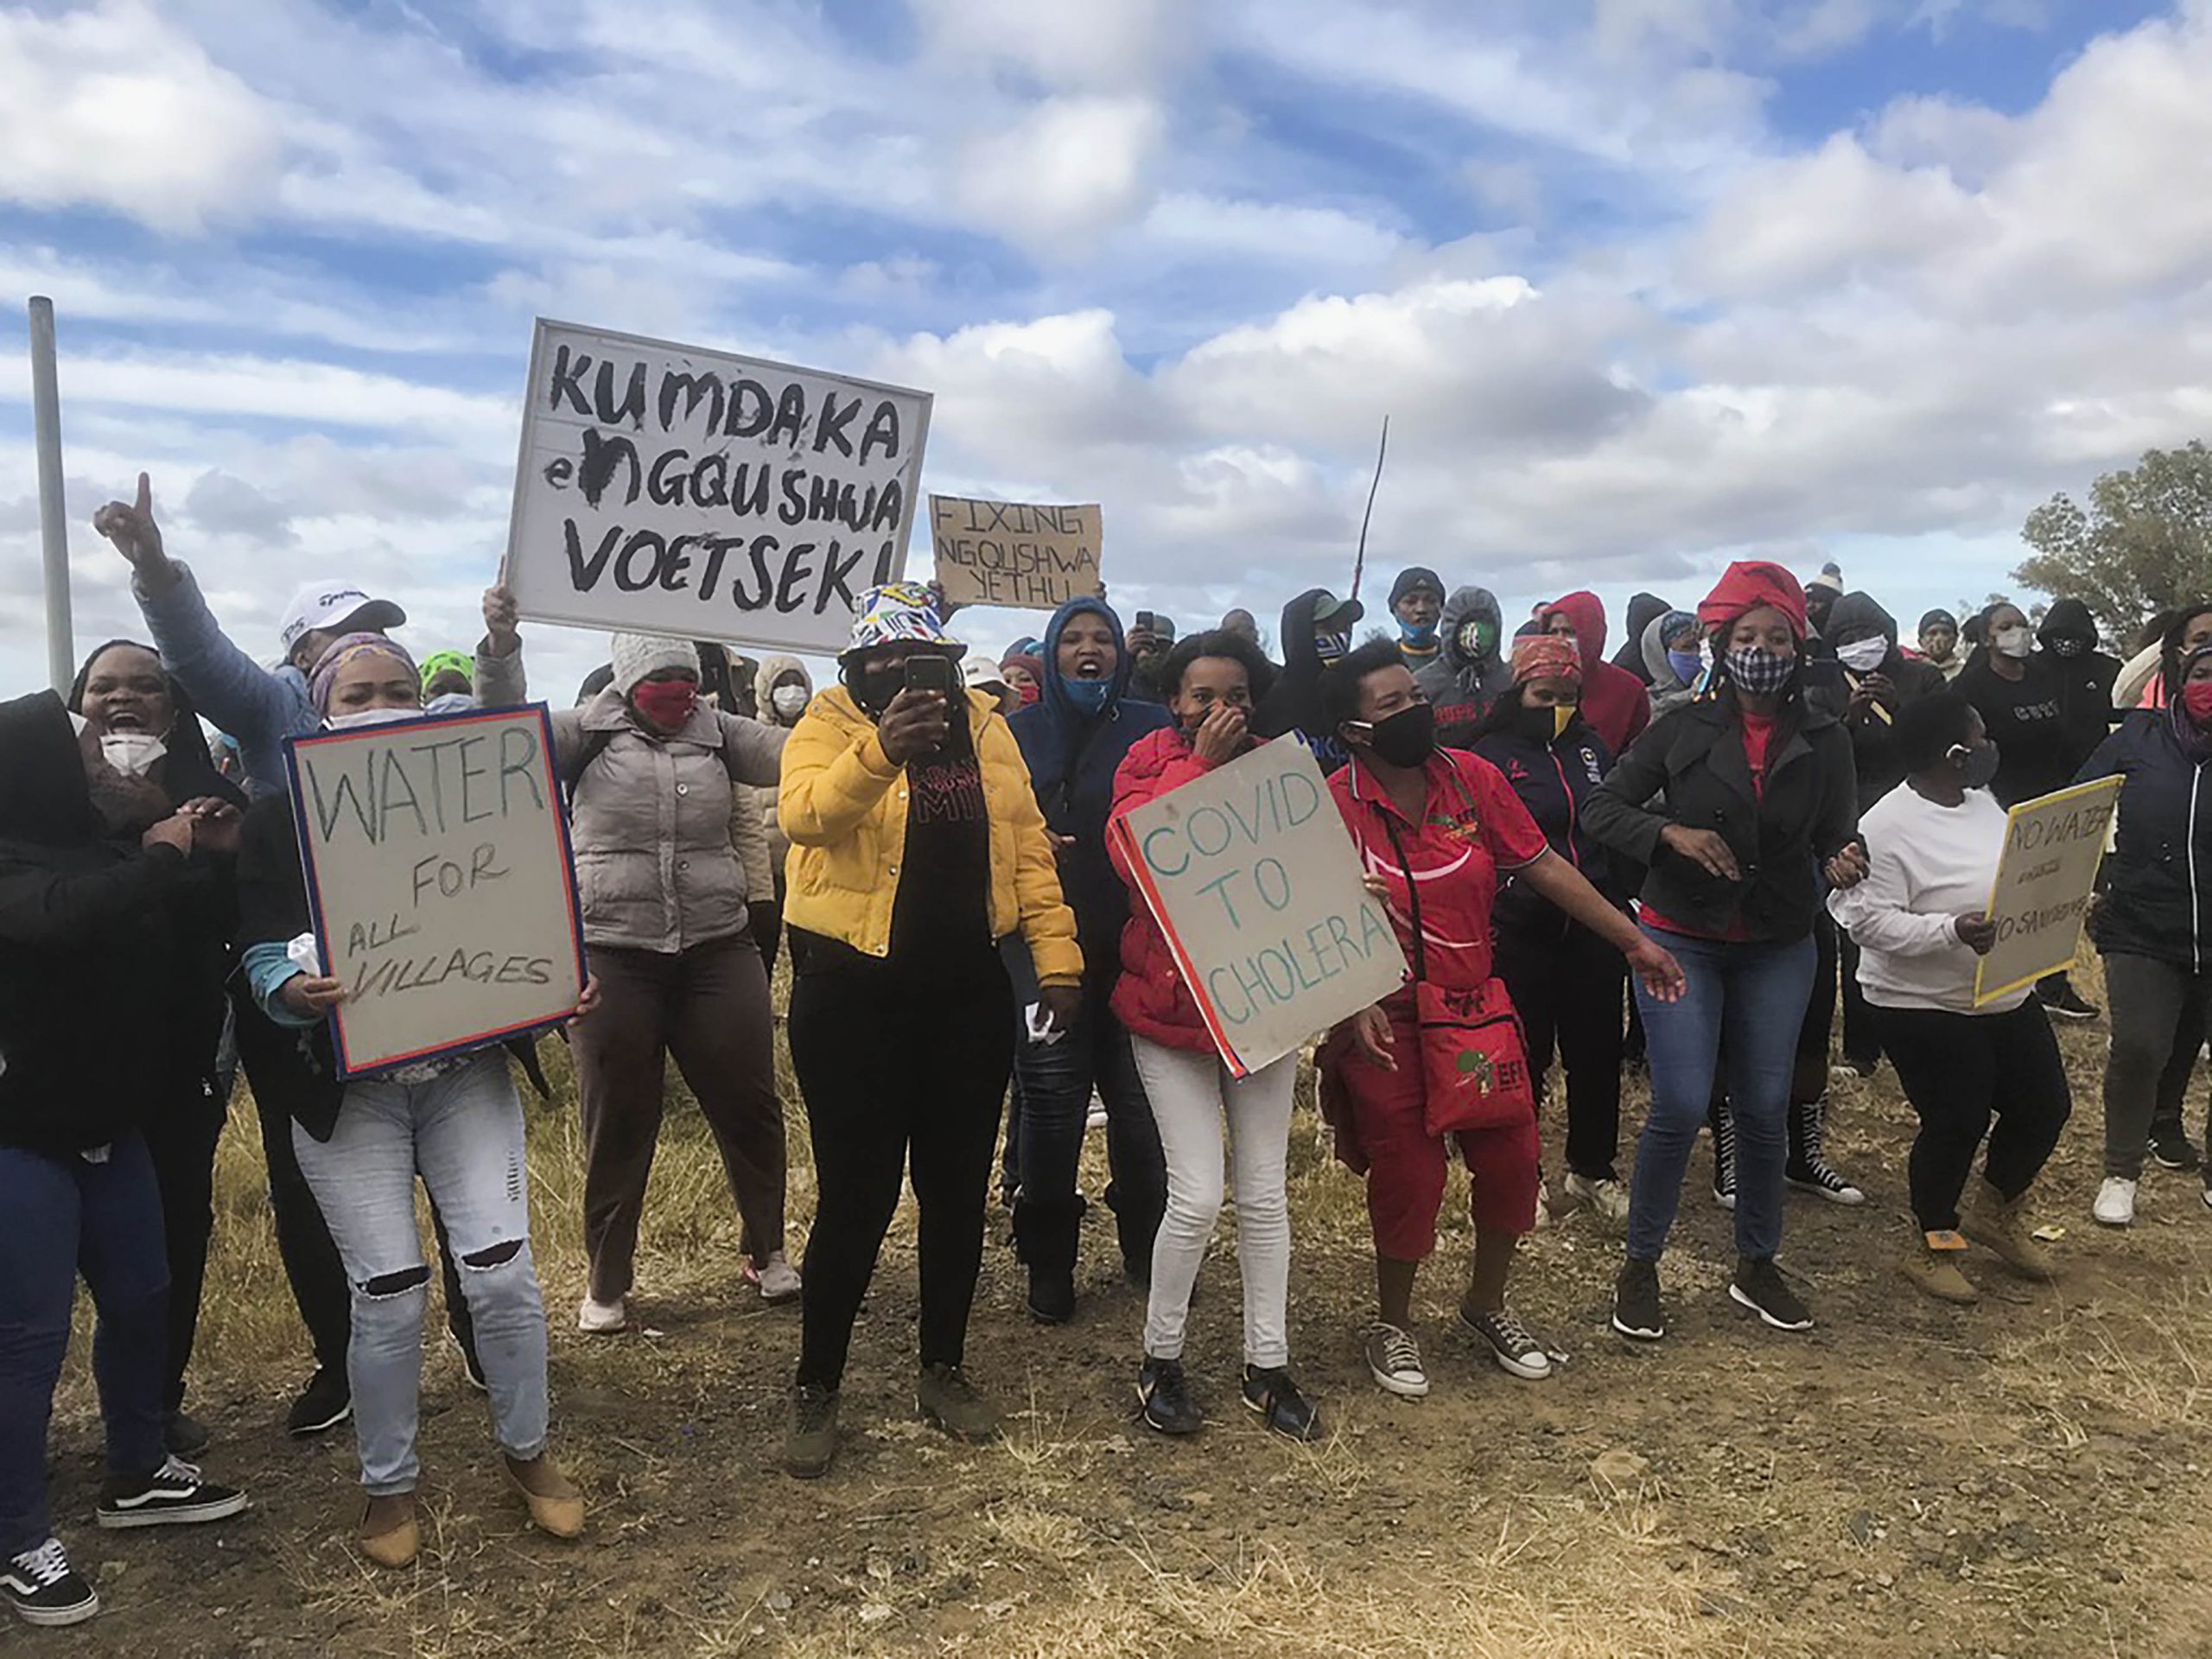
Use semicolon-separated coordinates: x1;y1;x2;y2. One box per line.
36;953;2212;1658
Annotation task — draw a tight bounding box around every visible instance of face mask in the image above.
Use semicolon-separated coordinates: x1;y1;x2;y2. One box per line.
1019;681;1041;706
1993;626;2033;659
1923;635;1955;662
1837;637;1889;674
1060;677;1112;715
1949;740;2000;791
99;732;168;777
1724;645;1796;697
1666;648;1704;687
326;706;419;730
1358;702;1437;768
2183;683;2212;728
632;680;699;728
1399;620;1438;648
2050;637;2086;659
1516;702;1573;743
771;684;810;719
1314;629;1349;664
1457;619;1498;661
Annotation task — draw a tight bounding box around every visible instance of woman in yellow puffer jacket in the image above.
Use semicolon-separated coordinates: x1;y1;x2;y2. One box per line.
777;584;1078;1480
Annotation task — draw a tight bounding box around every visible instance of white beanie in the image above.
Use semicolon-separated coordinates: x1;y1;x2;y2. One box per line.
609;634;699;695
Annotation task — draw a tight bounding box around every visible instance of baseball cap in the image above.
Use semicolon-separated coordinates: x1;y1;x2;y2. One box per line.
280;582;407;656
962;657;1010;695
1311;591;1365;631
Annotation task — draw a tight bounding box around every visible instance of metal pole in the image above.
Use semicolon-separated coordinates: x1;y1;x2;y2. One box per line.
29;296;74;695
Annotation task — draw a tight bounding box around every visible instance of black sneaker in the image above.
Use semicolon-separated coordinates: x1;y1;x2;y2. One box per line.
1240;1364;1323;1442
285;1368;351;1439
2038;981;2100;1022
3;1538;99;1627
1459;1305;1554;1379
1729;1256;1814;1332
96;1456;250;1529
164;1411;209;1458
1612;1259;1666;1342
783;1383;840;1480
1136;1355;1204;1435
2152;1134;2202;1173
917;1363;1001;1443
1026;1262;1076;1326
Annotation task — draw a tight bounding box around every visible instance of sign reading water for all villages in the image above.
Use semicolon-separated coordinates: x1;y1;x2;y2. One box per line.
285;706;587;1078
1111;740;1408;1077
504;320;934;656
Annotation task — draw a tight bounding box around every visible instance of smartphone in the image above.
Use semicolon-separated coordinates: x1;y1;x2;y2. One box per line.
903;653;954;697
1800;657;1845;693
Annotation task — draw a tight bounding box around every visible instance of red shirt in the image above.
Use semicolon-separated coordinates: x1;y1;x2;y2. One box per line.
1329;747;1549;995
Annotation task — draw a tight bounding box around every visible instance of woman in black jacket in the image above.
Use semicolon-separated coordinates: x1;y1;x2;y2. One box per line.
1583;562;1866;1344
1469;633;1630;1220
2075;632;2212;1228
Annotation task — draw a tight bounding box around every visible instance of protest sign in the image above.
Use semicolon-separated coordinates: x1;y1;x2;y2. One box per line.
504;319;933;656
927;495;1103;611
284;705;586;1078
1974;775;2121;1007
1109;740;1408;1077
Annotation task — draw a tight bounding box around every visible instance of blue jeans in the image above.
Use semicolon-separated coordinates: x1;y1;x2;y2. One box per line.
0;1135;168;1555
1014;978;1166;1272
1628;926;1818;1264
293;1052;549;1497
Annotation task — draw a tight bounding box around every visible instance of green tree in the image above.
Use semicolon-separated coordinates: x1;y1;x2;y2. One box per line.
2013;441;2212;643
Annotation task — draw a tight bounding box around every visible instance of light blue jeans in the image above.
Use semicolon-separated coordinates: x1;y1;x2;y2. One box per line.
293;1052;549;1496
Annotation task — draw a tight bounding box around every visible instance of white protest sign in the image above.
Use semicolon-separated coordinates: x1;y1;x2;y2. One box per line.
1974;775;2121;1007
504;319;933;656
927;495;1103;611
285;706;586;1078
1110;739;1407;1077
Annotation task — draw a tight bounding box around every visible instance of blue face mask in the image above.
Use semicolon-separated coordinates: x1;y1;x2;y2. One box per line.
1059;676;1112;715
1399;620;1439;648
1667;649;1702;687
1315;629;1349;664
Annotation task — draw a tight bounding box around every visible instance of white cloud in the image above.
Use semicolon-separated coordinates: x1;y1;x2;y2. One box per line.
0;0;284;232
955;95;1168;256
909;0;1187;90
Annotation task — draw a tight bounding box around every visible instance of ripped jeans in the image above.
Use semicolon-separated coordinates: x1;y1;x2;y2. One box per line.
293;1051;548;1497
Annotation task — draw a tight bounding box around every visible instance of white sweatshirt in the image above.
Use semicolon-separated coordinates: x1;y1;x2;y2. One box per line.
1827;784;2028;1015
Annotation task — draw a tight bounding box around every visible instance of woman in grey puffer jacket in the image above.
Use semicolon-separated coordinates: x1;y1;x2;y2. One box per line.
553;635;792;1329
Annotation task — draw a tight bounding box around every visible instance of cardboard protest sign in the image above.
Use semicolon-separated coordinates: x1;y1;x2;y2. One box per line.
927;495;1103;611
284;706;586;1078
1109;740;1407;1077
1973;775;2121;1007
505;319;933;656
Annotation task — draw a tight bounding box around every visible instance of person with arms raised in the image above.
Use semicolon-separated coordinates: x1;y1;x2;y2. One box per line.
1007;597;1171;1323
1321;640;1683;1398
1584;562;1866;1343
0;695;251;1629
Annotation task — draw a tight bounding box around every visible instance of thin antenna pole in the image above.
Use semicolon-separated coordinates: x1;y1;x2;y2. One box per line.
29;296;74;693
1349;416;1389;607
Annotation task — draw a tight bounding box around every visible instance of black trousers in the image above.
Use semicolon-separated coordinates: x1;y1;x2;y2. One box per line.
230;990;474;1381
1496;918;1625;1181
789;941;1014;1390
1874;999;2071;1232
142;1080;226;1414
1838;933;1881;1070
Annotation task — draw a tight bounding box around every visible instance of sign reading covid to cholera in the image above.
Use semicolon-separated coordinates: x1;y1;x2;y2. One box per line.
1109;740;1408;1077
284;706;587;1079
504;320;934;656
1974;774;2122;1007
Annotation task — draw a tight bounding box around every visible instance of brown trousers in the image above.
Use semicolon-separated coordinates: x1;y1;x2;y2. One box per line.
571;933;785;1302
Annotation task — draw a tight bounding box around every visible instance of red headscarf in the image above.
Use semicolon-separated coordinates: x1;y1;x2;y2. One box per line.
1510;633;1582;685
1697;561;1808;641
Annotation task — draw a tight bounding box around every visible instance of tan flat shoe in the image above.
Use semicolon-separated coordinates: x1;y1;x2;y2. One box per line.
505;1454;585;1540
359;1495;418;1568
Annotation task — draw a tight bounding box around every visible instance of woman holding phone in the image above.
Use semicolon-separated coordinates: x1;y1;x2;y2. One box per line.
778;586;1079;1478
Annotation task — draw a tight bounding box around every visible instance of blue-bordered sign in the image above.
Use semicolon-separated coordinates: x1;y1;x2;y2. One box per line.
283;704;586;1078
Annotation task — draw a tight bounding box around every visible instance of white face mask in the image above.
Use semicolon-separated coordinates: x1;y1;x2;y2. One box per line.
326;706;420;730
1993;626;2034;659
99;732;168;777
771;684;810;718
1836;637;1888;674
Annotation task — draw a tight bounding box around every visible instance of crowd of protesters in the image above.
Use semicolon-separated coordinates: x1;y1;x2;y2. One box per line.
2;470;2201;1629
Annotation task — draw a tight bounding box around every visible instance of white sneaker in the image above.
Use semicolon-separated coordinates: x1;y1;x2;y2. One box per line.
1085;1091;1109;1131
2093;1177;2138;1229
754;1252;802;1304
577;1294;627;1333
1564;1172;1630;1224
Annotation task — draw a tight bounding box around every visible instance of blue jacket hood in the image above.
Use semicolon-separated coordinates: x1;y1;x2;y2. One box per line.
1036;594;1134;722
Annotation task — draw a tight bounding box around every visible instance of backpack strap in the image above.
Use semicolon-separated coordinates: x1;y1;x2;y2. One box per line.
560;728;617;800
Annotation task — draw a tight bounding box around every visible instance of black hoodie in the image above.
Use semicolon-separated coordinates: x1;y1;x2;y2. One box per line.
1253;588;1350;770
0;692;217;1151
1825;591;1947;810
2037;598;2120;772
1612;593;1669;686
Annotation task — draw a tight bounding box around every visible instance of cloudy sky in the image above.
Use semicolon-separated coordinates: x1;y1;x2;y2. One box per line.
3;0;2209;701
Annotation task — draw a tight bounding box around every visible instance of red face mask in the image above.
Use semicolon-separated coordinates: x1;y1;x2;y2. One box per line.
632;679;698;728
2183;682;2212;727
1018;681;1041;707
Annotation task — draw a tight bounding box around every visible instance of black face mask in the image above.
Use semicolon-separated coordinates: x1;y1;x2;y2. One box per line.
843;661;903;720
1362;702;1437;768
1952;740;2000;791
1515;702;1573;745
